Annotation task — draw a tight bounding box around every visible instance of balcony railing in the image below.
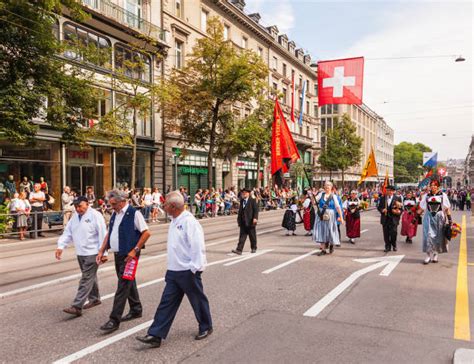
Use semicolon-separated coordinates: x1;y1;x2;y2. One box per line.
82;0;168;43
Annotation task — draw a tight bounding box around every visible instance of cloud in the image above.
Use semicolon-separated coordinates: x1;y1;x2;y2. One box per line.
245;0;295;33
341;1;473;160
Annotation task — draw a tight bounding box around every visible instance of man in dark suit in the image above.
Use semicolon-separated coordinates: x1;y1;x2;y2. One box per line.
232;188;259;255
377;185;403;252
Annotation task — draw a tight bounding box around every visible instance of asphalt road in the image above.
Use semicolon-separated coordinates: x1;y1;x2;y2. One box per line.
0;208;472;363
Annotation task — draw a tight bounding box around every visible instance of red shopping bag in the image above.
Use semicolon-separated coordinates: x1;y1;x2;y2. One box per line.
122;257;139;281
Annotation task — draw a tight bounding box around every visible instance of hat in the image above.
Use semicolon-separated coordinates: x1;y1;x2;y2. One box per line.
386;185;396;191
73;196;89;205
241;188;252;193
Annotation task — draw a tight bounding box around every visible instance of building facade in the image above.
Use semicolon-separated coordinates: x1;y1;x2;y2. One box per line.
160;0;320;193
0;0;169;205
318;103;394;187
463;136;474;187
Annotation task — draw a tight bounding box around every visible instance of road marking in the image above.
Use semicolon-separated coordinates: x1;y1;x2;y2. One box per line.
52;319;154;364
262;249;320;274
454;215;470;341
361;229;369;234
223;249;273;266
304;255;404;317
0;227;281;299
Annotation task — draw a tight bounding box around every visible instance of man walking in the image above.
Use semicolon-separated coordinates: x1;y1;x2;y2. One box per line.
97;189;151;333
136;191;212;348
232;188;259;255
55;196;107;316
377;185;403;252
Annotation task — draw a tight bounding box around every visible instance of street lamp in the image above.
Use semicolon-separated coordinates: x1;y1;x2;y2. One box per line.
455;55;466;62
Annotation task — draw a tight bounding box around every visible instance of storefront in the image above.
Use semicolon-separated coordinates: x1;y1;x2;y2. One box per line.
0;140;61;204
115;149;153;190
173;149;215;192
236;158;262;189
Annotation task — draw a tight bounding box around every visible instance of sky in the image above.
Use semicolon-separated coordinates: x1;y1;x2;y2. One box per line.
245;0;473;160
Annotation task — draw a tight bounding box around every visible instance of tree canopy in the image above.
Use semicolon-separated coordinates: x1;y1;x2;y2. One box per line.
394;141;432;183
157;17;269;188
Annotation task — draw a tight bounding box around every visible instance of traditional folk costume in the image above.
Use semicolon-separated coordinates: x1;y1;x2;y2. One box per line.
282;203;298;235
343;197;361;244
303;197;315;236
313;193;341;254
419;191;451;264
401;197;418;243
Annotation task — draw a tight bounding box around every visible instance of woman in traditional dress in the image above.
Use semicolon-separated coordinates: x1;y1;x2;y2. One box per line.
313;181;344;256
302;190;315;236
401;190;418;244
343;190;361;244
417;180;451;264
282;197;298;236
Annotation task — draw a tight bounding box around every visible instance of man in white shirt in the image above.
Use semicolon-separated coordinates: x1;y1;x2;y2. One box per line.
97;189;151;333
61;186;74;226
136;191;212;348
29;183;45;237
55;196;107;316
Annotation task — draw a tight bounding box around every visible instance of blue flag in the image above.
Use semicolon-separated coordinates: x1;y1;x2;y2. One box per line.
298;80;306;127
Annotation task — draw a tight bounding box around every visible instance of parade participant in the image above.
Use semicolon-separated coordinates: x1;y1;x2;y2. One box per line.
55;196;107;316
417;180;451;264
136;191;212;348
343;190;361;244
282;197;298;236
313;181;344;256
333;185;344;246
61;186;74;226
96;189;151;333
302;190;315;236
401;191;419;244
232;188;259;255
377;185;403;252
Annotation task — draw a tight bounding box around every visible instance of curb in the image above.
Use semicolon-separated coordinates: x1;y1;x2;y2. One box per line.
453;348;474;364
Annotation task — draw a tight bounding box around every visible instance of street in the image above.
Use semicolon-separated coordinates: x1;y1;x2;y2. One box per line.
1;208;473;363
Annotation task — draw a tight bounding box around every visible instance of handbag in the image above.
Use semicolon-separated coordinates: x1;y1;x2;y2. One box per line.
319;194;332;221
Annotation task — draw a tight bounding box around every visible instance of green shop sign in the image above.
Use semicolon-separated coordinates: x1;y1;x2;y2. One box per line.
180;166;208;175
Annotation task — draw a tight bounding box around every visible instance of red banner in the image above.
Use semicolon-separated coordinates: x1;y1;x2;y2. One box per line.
318;57;364;106
271;100;300;176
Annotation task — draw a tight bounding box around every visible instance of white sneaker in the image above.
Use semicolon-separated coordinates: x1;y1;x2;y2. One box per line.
423;256;431;265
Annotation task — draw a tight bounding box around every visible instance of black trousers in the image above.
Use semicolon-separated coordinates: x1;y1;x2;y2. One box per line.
148;270;212;339
30;206;43;236
382;222;398;251
109;253;142;323
236;225;257;252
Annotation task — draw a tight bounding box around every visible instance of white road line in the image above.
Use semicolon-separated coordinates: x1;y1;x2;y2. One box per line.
0;227;281;299
262;249;320;274
52;319;154;364
361;229;369;234
223;249;273;266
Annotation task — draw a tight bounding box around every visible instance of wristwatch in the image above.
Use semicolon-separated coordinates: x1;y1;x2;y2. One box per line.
134;246;140;254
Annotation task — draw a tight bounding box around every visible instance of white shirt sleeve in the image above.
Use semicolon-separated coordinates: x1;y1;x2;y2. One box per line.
303;199;311;208
419;195;427;211
333;195;341;211
187;219;206;273
342;200;348;210
95;211;108;252
134;210;149;232
57;218;74;250
442;193;451;210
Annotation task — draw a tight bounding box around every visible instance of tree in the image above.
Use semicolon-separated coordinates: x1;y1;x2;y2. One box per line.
157;17;268;188
0;1;98;144
226;97;273;188
394;142;432;183
318;114;363;186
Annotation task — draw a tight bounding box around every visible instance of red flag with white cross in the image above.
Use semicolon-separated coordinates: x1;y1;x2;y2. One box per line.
317;57;364;106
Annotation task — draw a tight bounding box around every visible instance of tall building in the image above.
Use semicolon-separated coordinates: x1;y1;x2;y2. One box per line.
161;0;320;192
318;103;394;186
464;136;474;187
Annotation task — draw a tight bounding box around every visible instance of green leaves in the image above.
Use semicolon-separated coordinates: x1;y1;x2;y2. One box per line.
394;141;431;183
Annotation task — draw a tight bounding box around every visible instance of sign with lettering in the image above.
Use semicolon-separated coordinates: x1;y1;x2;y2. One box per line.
180;166;208;175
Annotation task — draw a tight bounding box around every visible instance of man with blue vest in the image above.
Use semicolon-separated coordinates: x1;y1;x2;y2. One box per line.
97;189;151;333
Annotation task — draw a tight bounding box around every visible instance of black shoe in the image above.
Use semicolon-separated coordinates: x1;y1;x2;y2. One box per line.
251;249;257;253
329;244;334;254
384;249;391;253
316;250;327;256
393;247;398;252
121;312;142;322
231;249;242;255
195;328;213;340
136;335;162;347
349;239;355;245
100;320;119;332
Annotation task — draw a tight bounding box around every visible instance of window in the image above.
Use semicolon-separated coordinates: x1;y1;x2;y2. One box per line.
125;0;142;28
282;63;287;77
201;9;208;32
114;44;151;82
241;36;248;49
306;125;310;138
63;22;111;67
306;101;310;114
313;128;318;142
175;39;183;69
313;104;318;118
175;0;182;18
282;88;287;104
272;56;278;71
272;82;278;91
223;25;230;40
257;47;263;58
314;84;318;96
299;76;302;87
116;93;152;137
90;89;112;122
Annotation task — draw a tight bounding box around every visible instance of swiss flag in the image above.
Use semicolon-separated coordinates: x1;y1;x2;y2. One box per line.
317;57;364;106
